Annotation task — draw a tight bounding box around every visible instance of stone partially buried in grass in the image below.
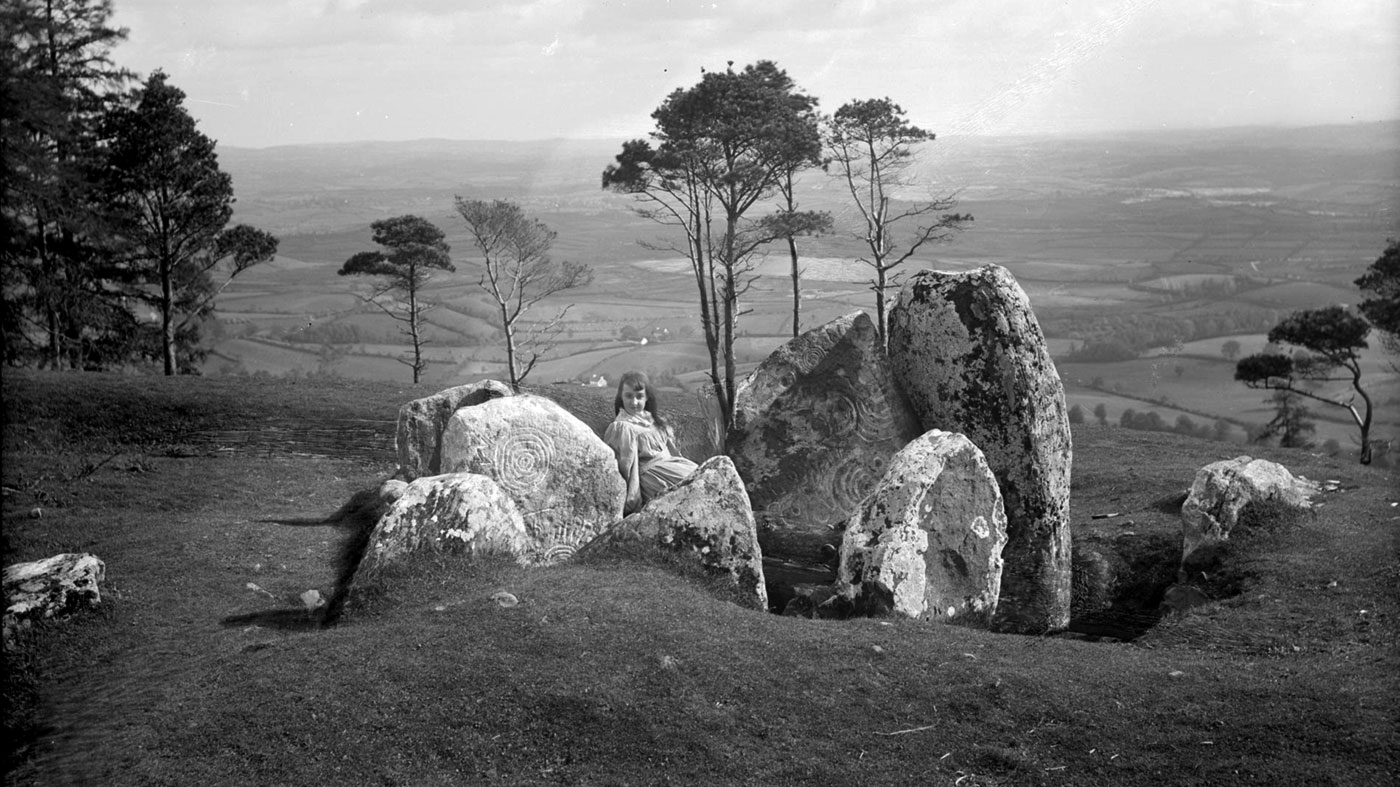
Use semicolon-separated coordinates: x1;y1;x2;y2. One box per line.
1180;455;1319;570
835;430;1007;622
358;473;529;575
441;393;625;563
4;552;106;648
577;456;767;610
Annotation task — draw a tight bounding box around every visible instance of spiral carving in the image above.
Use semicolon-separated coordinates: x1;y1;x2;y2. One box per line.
830;458;880;517
855;394;896;443
489;427;556;497
540;542;577;565
822;390;861;439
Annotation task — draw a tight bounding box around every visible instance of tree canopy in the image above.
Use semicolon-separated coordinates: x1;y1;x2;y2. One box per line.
602;60;822;432
825;97;970;343
102;70;275;375
1355;238;1399;356
338;214;453;384
1235;305;1374;463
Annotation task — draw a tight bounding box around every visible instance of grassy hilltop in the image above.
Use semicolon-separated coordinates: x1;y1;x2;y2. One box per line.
3;371;1397;786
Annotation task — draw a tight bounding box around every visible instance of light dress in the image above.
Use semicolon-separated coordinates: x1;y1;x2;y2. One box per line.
602;410;698;514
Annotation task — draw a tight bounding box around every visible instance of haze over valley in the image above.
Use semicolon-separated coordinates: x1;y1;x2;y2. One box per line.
209;122;1400;454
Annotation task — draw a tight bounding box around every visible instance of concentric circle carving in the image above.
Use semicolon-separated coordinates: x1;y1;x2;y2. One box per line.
489;427;556;497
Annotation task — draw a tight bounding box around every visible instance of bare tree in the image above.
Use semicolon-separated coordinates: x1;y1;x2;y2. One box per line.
338;214;452;384
825;98;971;344
454;198;591;389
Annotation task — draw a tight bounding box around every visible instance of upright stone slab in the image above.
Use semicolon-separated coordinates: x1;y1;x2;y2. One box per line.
836;430;1007;622
395;380;513;480
577;456;767;610
727;312;921;564
888;265;1072;633
358;473;530;575
441;394;625;563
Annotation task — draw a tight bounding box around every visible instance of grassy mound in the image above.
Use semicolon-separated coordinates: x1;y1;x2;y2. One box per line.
3;371;1397;786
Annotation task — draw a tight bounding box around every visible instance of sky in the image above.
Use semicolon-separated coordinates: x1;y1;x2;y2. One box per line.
107;0;1400;149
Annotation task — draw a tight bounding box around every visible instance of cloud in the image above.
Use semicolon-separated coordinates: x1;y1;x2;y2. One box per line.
109;0;1399;146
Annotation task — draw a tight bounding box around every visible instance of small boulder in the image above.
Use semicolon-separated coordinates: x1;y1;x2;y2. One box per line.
395;380;513;480
442;394;625;563
4;553;106;648
577;456;767;610
888;265;1072;634
835;430;1007;622
727;311;921;564
1180;455;1318;567
358;473;530;575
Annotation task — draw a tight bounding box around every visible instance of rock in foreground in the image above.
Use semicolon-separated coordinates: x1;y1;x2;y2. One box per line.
358;473;529;575
442;394;625;563
396;380;513;480
4;553;106;648
1180;456;1318;569
888;265;1072;633
836;431;1007;622
727;311;920;564
578;456;767;610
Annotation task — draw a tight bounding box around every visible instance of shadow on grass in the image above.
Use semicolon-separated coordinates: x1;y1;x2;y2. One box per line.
255;517;335;527
219;608;323;632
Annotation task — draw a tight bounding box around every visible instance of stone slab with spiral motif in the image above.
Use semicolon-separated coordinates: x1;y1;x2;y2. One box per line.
835;430;1007;623
440;394;625;564
888;265;1072;634
395;379;513;480
576;456;767;610
727;311;921;564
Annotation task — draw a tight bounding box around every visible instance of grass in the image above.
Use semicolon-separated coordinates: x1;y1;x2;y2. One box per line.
3;371;1398;786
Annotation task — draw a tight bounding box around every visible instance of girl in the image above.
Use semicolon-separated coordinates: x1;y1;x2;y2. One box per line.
603;371;698;514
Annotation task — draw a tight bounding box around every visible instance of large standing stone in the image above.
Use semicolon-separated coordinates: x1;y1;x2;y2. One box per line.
577;456;767;610
396;380;513;480
441;394;625;563
888;265;1072;634
1180;456;1318;568
727;311;921;564
4;553;105;648
836;430;1007;622
358;473;530;575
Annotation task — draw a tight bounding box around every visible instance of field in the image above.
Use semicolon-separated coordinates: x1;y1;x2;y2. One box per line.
3;371;1397;786
198;124;1400;463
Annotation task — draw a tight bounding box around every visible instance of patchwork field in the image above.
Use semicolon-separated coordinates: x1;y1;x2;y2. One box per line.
204;124;1400;458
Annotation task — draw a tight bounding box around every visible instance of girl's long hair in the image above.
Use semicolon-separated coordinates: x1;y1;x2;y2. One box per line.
614;370;667;430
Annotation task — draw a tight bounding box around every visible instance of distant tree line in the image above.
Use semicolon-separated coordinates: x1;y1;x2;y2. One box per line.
1053;305;1282;362
2;0;279;375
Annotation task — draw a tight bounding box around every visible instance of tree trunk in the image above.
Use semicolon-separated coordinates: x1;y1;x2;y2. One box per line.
873;266;888;347
161;263;176;376
788;235;801;338
408;286;422;384
501;303;519;390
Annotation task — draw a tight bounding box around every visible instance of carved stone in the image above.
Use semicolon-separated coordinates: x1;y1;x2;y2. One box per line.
727;311;921;563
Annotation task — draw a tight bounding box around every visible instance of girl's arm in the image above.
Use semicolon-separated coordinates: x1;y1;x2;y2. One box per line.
604;422;643;513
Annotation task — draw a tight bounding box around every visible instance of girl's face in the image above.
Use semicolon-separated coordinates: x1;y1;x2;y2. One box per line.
621;384;647;416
